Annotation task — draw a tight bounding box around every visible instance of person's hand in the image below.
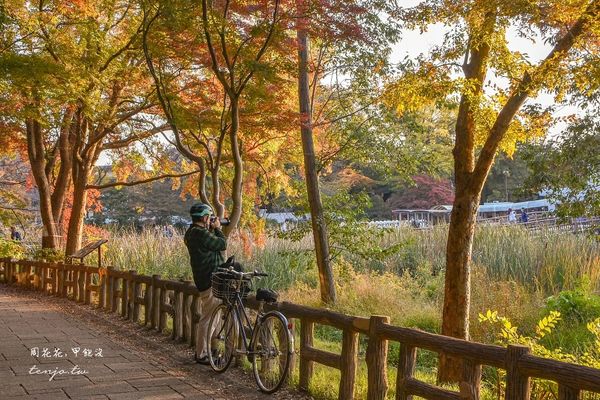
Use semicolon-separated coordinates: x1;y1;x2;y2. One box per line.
211;217;221;230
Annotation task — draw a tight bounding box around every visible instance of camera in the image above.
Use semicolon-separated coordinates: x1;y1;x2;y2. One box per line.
210;216;231;226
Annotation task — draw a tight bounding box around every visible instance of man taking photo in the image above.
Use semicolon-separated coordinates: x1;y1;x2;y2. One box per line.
184;203;226;365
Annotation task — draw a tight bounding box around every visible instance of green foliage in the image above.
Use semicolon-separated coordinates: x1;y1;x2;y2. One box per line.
278;190;407;268
546;286;600;324
243;247;316;291
0;238;24;259
479;309;600;398
482;147;537;203
104;228;192;280
524;116;600;218
30;248;64;263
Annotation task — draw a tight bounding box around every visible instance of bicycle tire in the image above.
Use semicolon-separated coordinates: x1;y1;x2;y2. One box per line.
207;304;236;373
251;312;292;393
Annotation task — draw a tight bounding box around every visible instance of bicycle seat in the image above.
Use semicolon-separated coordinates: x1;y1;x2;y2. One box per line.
220;256;244;272
256;288;278;303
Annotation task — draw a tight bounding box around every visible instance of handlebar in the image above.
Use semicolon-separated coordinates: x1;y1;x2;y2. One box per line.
215;266;268;279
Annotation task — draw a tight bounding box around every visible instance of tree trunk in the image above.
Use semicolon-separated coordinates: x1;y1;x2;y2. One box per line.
50;108;76;227
26;119;59;249
210;166;225;219
297;24;336;304
65;164;89;256
223;97;243;236
438;189;480;382
196;160;210;206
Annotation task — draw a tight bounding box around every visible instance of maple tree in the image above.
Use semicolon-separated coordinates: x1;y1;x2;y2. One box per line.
387;175;455;210
141;0;297;237
393;0;600;381
0;0;178;252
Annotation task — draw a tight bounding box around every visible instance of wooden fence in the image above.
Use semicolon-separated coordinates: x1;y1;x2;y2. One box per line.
1;257;599;400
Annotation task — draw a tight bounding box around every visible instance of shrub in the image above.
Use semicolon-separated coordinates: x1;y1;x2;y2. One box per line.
479;310;600;399
0;238;24;259
31;248;64;263
546;288;600;323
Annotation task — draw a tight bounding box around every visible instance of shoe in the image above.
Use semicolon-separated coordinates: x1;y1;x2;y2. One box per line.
195;355;210;365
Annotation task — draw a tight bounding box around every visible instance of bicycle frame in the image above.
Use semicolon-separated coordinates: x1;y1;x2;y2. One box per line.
223;278;266;356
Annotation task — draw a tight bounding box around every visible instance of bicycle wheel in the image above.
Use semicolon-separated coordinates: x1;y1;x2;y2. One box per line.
207;304;236;372
251;312;292;393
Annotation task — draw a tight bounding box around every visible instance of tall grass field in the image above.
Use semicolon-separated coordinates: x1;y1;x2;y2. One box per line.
99;224;600;399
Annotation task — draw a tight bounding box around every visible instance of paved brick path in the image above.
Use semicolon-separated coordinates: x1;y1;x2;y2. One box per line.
0;285;310;400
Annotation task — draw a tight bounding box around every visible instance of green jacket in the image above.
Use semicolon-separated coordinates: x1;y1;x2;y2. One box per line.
184;224;227;292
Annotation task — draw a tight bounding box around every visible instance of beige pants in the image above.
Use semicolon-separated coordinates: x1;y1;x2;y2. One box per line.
195;288;221;358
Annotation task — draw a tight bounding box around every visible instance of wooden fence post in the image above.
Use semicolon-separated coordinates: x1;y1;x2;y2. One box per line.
126;270;135;320
84;269;92;305
25;263;32;289
98;269;107;309
558;384;580;400
396;344;416;400
132;272;141;323
121;273;129;318
6;259;13;284
111;275;120;314
460;359;482;400
40;265;47;292
183;281;194;344
151;275;161;330
53;264;59;295
78;267;85;302
339;329;359;400
191;295;200;348
367;315;390;400
299;319;314;391
159;286;168;332
286;320;297;385
10;259;15;284
59;263;67;298
144;281;152;326
106;267;114;311
171;289;183;340
505;345;531;400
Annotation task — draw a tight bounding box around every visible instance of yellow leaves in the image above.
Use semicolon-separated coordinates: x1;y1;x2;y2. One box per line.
480;309;563;343
535;311;562;339
479;309;520;341
587;318;600;351
478;309;499;322
383;63;456;116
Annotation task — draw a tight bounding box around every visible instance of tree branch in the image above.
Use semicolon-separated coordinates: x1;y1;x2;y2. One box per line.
86;170;201;190
201;0;233;96
101;123;170;150
0;205;37;212
236;0;281;94
0;180;26;186
99;20;144;73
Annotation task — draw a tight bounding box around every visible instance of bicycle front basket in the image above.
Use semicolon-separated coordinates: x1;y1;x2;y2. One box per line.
211;271;250;301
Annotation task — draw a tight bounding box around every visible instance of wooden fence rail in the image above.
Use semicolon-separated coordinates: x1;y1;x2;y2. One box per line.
1;257;599;400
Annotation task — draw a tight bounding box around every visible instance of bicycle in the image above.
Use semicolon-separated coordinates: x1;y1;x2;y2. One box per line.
207;266;294;393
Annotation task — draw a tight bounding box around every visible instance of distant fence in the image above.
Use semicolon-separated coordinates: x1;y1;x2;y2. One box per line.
371;214;600;234
1;258;600;400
